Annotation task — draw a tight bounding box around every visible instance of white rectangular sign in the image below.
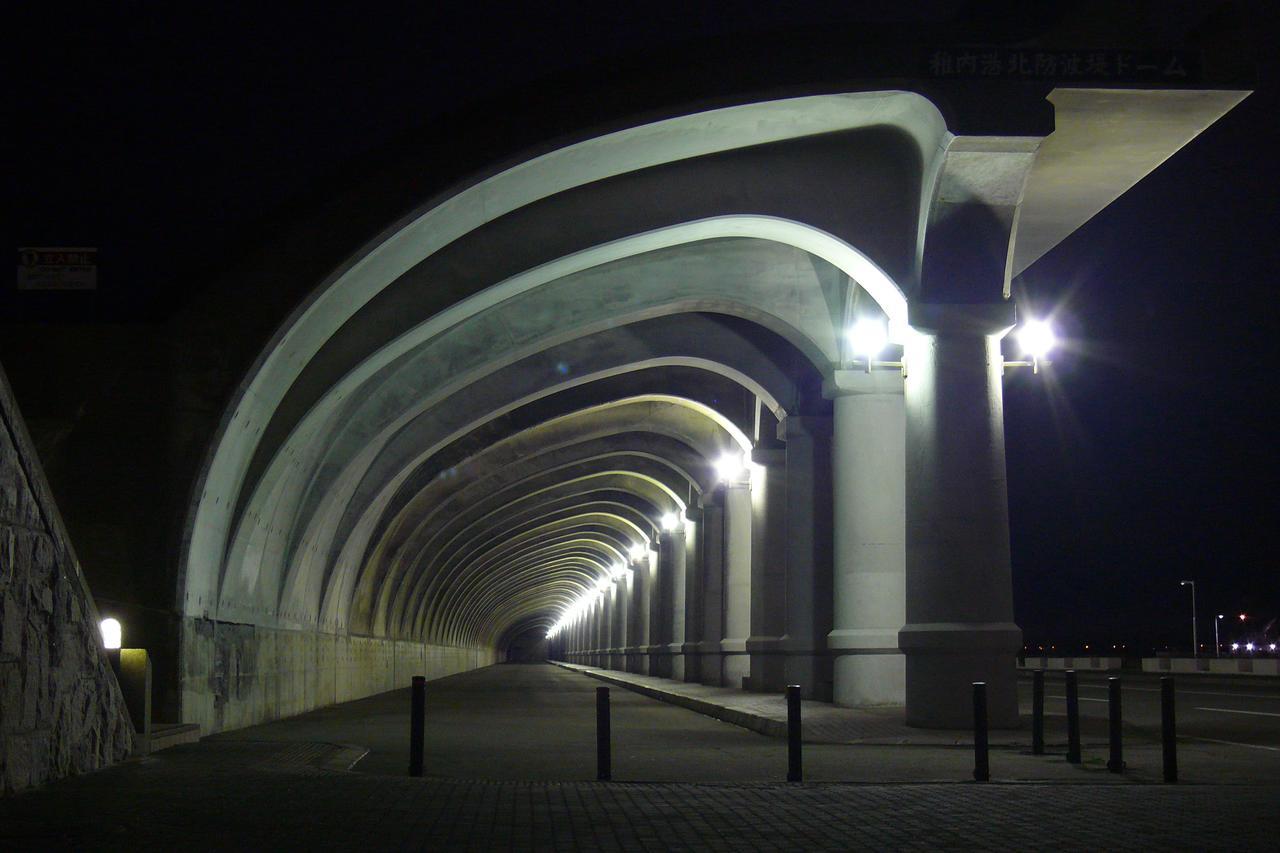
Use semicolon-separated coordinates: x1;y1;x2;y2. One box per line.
17;247;98;290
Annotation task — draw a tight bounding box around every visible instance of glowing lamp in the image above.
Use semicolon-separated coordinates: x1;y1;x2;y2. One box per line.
100;618;122;650
714;452;745;483
628;543;646;562
847;317;888;359
660;512;679;532
1016;319;1056;358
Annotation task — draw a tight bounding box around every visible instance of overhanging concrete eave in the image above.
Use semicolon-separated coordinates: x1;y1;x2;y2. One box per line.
1011;87;1251;276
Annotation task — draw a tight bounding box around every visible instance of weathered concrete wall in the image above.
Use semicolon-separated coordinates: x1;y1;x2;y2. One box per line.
1;365;133;795
179;619;495;735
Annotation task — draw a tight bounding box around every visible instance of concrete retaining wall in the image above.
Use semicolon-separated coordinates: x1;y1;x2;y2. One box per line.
1142;657;1279;676
1;365;134;794
179;619;495;735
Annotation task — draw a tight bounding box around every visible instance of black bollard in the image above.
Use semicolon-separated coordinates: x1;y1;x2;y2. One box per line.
1161;677;1177;783
596;686;611;781
409;675;426;777
973;682;989;782
786;685;802;782
1107;676;1124;773
1065;670;1081;764
1032;669;1045;756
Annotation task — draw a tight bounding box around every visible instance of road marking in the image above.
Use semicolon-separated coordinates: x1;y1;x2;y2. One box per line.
1193;707;1280;718
1031;682;1280;701
1191;737;1280;753
1108;687;1279;700
1047;695;1107;703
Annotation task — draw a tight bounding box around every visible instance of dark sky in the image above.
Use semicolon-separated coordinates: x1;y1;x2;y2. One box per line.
11;3;1279;653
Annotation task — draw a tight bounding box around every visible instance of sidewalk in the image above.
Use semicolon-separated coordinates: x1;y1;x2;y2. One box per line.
554;662;1042;746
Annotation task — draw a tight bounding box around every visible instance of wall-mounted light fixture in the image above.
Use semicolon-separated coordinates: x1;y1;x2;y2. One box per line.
1004;318;1057;374
714;452;745;483
100;618;122;650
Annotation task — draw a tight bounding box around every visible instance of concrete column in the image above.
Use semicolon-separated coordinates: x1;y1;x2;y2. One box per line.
651;536;675;678
598;588;612;669
824;370;907;707
665;524;688;680
901;302;1021;728
643;543;666;677
698;494;725;686
679;509;702;682
780;415;834;700
626;556;647;674
610;575;627;671
721;476;752;689
747;448;787;692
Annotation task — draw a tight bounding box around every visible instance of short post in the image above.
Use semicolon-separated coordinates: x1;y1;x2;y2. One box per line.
1031;669;1045;756
1107;676;1124;773
596;686;611;781
972;681;989;782
1065;670;1081;764
409;675;426;777
1161;676;1178;783
786;684;802;782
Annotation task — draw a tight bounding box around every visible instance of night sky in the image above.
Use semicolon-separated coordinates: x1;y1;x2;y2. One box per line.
11;3;1279;654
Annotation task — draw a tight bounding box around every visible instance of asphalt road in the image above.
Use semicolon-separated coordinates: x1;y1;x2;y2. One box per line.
1018;669;1280;751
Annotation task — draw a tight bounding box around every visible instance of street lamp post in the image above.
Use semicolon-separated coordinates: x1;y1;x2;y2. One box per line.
1179;580;1197;657
1215;614;1224;658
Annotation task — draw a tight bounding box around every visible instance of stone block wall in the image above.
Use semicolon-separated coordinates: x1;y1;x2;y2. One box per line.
1;365;134;794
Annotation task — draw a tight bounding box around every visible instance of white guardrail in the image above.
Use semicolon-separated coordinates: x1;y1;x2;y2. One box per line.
1019;656;1123;671
1141;657;1279;676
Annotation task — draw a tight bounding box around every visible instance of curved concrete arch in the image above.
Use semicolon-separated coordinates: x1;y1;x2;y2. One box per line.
209;247;839;630
340;397;751;636
184;90;941;620
415;508;652;644
351;440;713;634
227;239;825;585
293;393;750;635
407;479;681;644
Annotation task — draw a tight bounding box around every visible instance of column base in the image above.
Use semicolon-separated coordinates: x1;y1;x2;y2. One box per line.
678;642;701;683
696;641;723;686
625;651;643;674
645;645;672;678
746;636;786;692
833;652;905;707
721;639;749;689
899;622;1021;728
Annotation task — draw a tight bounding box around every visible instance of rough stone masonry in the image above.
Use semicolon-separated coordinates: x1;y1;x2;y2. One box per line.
1;362;133;794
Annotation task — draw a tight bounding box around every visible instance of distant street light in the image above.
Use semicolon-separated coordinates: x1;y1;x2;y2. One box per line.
1215;614;1224;658
1179;580;1197;658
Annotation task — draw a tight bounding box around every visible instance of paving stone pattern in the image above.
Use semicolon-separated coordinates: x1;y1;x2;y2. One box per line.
0;366;133;793
0;738;1273;851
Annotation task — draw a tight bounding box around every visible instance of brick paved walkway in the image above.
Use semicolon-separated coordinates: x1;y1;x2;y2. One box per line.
1;737;1274;851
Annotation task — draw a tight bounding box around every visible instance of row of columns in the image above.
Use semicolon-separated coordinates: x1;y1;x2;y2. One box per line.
555;305;1021;727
